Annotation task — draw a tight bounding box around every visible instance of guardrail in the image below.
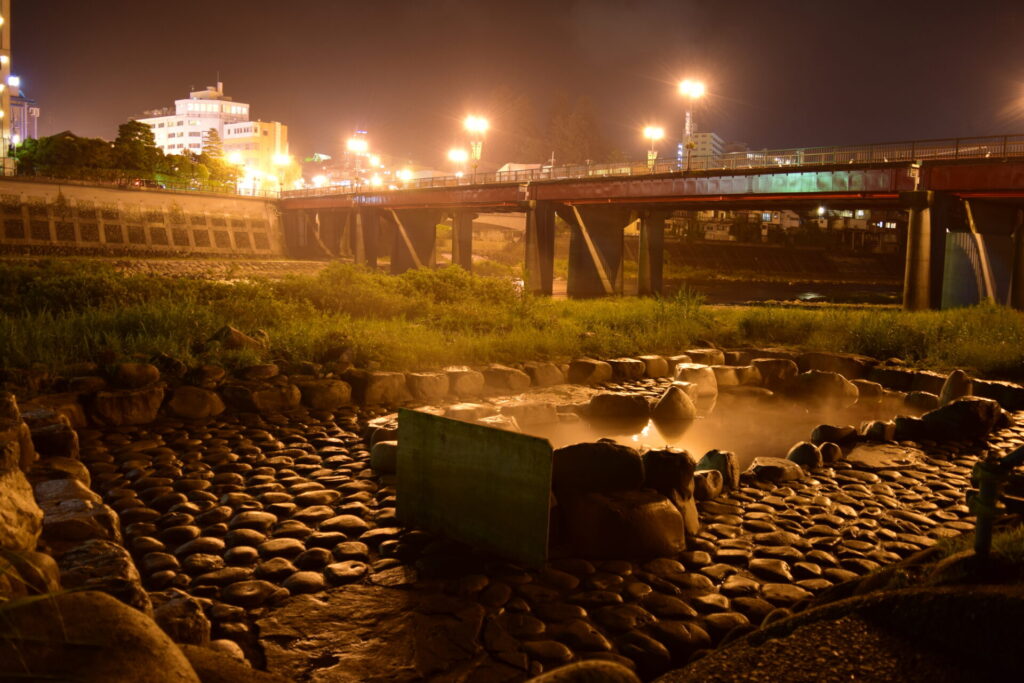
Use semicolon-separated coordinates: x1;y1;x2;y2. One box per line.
1;173;280;199
283;133;1024;199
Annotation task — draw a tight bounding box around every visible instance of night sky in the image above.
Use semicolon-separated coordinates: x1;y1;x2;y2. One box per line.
14;0;1024;166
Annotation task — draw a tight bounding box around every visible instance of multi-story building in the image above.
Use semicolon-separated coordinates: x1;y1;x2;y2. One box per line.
690;132;724;159
9;76;40;142
1;0;13;174
137;83;293;190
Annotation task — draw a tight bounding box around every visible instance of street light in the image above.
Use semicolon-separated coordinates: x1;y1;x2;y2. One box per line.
346;136;368;154
678;79;706;171
448;147;469;179
273;153;292;195
643;126;664;169
463;115;488;181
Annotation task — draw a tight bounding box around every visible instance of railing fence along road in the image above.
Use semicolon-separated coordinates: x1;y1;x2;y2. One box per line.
284;133;1024;199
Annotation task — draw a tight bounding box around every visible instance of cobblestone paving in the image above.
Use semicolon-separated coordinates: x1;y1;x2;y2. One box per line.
76;388;1024;682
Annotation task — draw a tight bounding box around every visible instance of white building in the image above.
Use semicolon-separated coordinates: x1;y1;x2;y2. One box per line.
137;82;294;191
137;82;251;155
691;132;724;159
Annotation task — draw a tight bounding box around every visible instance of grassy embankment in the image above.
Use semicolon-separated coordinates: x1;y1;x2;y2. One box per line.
0;260;1022;380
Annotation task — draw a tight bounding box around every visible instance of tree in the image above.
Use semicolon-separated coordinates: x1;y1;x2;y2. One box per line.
203;128;223;159
544;95;609;166
15;131;114;178
113;120;163;175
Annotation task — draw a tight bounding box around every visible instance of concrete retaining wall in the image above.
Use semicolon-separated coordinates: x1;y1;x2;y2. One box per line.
0;178;283;256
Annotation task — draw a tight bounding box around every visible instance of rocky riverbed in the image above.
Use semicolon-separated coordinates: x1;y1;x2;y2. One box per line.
3;348;1023;682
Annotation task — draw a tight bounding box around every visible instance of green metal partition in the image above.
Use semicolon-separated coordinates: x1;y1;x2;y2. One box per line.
396;409;553;567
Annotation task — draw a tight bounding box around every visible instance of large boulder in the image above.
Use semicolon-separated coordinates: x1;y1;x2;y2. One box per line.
207;325;266;351
695;449;740;492
786;441;823;469
552;441;645;493
639;355;671;379
499;401;559;427
90;384;165;425
685;348;725;366
642;448;699;535
587;392;650;428
524;362;565;387
294;378;352;410
167;385;226;420
445;366;486;398
222;381;302;414
744;457;805;483
179;643;288;683
782;370;859;410
109;362;161;389
752;358;799;391
152;589;212;645
58;538;152;614
568;359;614;385
0;465;43;553
607;358;646;381
673;364;718;414
558;489;686;558
342;370;412;406
405;373;449;403
918;396;1005;441
482;364;531;393
796;352;876;380
939;369;973;406
0;590;201;682
650;385;697;440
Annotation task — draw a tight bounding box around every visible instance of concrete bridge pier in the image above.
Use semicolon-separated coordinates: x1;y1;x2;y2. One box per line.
525;201;555;295
315;209;348;257
352;209;380;270
1014;215;1024;310
388;209;444;274
559;205;632;298
450;210;475;271
902;191;944;310
638;210;669;296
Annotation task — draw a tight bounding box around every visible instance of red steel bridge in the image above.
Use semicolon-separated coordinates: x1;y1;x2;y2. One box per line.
279;134;1024;309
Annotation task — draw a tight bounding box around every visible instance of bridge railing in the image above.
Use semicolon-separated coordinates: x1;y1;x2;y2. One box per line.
282;133;1024;199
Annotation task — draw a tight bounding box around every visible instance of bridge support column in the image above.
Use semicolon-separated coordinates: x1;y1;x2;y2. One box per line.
902;191;942;310
638;210;668;296
1013;217;1024;310
315;210;347;257
525;201;555;295
451;211;474;271
389;209;443;274
559;205;631;298
352;210;380;269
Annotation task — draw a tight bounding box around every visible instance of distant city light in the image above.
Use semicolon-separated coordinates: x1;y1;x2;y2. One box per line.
817;206;826;216
312;174;328;187
7;75;19;88
678;79;706;99
370;174;383;187
464;115;489;135
11;133;20;146
227;152;244;165
272;153;292;166
397;168;413;182
346;137;369;154
448;148;469;164
643;126;665;142
368;154;381;167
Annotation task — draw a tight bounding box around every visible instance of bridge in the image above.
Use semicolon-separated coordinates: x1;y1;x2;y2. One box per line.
280;134;1024;310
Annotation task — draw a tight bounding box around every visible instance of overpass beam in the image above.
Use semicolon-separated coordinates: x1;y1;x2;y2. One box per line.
559;205;631;298
451;210;474;271
389;209;443;274
638;210;669;296
525;201;555;295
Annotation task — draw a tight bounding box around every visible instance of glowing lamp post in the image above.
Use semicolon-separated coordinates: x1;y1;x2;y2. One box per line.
448;147;469;180
463;115;488;182
678;79;706;171
272;153;292;195
643;126;665;170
